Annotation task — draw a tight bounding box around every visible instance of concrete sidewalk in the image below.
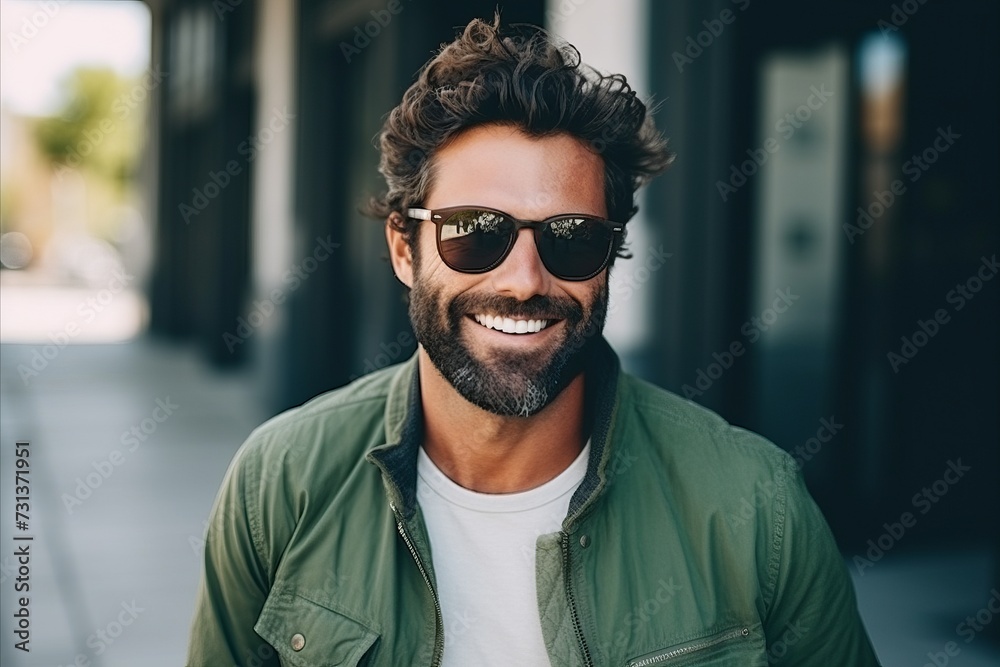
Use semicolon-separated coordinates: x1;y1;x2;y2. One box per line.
0;339;996;665
0;338;267;667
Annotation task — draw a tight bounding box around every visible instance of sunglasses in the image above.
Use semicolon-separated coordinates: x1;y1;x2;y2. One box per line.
406;206;623;281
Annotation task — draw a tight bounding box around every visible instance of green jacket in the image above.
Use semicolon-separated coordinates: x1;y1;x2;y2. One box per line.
187;338;880;666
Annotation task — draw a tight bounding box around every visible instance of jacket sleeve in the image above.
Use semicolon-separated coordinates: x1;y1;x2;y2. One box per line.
762;456;882;666
186;443;281;667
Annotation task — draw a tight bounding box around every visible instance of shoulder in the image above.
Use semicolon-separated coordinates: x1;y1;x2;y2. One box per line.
233;363;401;491
205;363;407;580
617;371;793;478
612;372;824;601
609;378;875;661
611;371;805;539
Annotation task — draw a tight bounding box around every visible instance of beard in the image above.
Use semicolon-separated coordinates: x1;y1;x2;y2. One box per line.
408;274;608;418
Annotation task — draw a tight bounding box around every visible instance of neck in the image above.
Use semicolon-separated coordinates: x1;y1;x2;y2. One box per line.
418;349;586;494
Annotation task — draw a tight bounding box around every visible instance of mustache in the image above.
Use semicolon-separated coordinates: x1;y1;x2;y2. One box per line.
449;292;583;323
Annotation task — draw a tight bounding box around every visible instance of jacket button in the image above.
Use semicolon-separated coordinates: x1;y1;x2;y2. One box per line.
579;535;591;548
291;633;306;651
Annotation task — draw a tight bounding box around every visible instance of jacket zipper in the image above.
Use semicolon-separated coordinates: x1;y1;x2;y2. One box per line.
391;503;444;667
626;626;751;666
561;531;594;667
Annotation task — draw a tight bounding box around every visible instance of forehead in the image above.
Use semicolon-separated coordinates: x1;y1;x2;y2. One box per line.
425;124;607;218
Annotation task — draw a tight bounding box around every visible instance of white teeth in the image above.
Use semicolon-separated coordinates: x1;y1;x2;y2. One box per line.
472;314;551;334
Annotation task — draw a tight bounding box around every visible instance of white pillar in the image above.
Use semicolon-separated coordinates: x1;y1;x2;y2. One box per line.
251;0;297;301
546;0;655;356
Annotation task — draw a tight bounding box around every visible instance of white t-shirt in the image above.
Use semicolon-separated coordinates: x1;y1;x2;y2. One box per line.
415;442;590;667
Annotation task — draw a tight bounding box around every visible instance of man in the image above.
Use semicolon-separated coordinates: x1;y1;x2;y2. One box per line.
188;16;881;667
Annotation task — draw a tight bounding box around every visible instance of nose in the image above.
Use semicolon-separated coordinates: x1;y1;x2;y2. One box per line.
489;228;552;299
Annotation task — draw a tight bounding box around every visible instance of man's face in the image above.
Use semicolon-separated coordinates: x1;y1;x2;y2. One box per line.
390;124;610;417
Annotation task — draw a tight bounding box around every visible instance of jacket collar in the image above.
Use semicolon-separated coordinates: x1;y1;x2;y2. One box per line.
367;337;621;531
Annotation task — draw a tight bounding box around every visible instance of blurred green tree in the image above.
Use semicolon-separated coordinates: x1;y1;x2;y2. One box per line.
33;67;144;190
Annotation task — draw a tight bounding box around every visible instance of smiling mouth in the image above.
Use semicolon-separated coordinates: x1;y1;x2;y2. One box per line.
471;313;556;335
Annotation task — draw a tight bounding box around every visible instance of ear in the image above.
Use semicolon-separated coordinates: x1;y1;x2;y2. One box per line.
385;214;414;288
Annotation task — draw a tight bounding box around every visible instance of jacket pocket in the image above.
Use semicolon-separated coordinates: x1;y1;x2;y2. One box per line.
254;590;379;667
625;624;764;666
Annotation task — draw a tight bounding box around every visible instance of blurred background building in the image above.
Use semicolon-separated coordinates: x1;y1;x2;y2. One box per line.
1;0;997;665
143;0;999;562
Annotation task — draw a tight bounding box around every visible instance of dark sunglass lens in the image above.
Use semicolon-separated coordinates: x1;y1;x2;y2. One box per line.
539;217;613;280
439;210;512;271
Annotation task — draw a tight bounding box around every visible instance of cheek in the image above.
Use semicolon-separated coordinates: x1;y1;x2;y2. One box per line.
413;227;448;279
414;227;487;288
414;251;457;287
567;275;608;311
419;223;439;259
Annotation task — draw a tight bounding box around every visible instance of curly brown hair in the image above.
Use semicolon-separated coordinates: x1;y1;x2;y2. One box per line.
369;14;674;261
